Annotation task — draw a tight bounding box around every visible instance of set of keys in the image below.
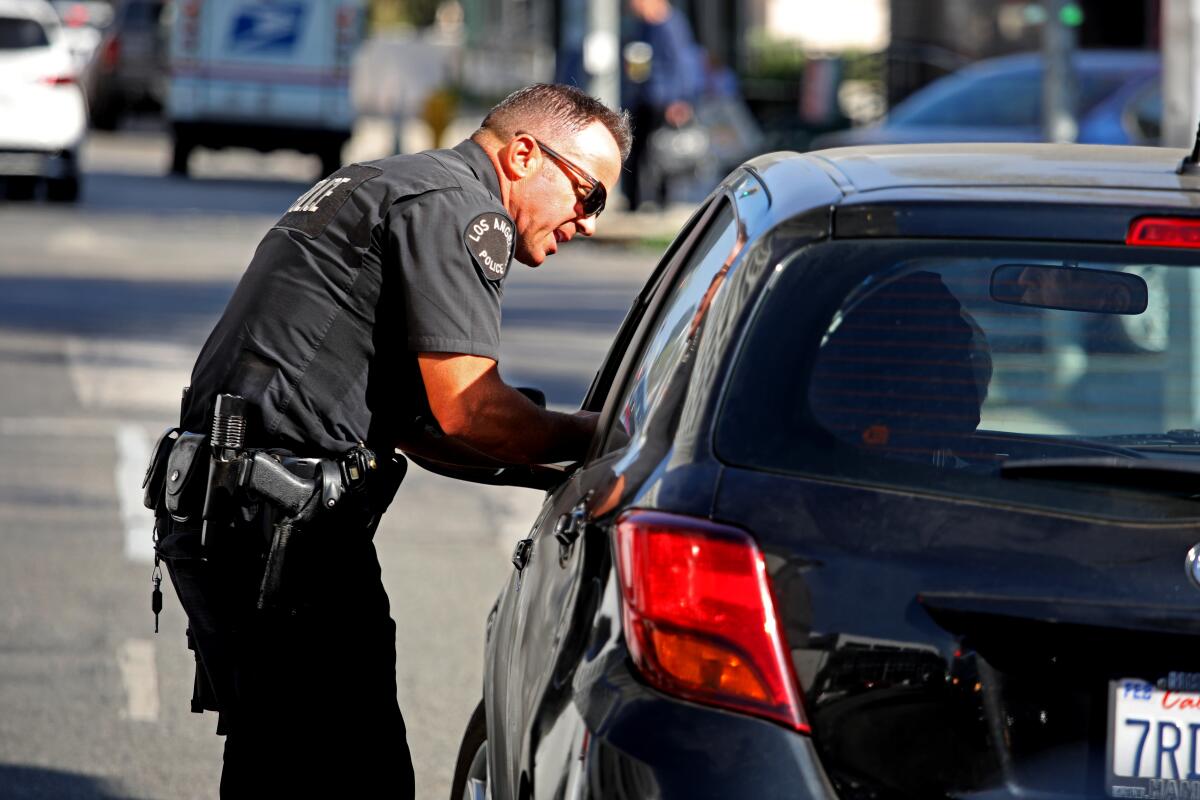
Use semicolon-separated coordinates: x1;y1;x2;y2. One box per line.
151;557;163;634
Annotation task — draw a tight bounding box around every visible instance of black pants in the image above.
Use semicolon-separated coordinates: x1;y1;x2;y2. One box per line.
162;513;415;798
624;103;668;211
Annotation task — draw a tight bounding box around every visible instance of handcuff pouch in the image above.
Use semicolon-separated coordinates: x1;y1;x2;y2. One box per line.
165;432;209;522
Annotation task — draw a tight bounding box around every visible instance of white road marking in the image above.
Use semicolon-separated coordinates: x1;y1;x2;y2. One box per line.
116;423;156;563
0;416;118;436
65;337;192;414
117;639;160;723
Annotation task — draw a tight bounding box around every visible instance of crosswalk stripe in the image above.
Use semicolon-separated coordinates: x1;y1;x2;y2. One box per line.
117;639;160;723
116;424;155;564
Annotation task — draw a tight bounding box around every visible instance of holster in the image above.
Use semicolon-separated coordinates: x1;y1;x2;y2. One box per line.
143;421;407;721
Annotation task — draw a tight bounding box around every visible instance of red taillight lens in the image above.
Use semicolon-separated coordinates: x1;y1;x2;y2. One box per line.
614;510;809;733
100;36;120;70
40;75;76;86
1127;217;1200;249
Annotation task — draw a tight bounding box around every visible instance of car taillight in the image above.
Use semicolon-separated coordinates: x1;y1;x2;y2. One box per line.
614;510;809;733
100;35;120;70
1127;216;1200;249
40;75;76;86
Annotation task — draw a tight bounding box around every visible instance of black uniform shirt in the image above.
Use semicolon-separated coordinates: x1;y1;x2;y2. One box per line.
183;140;516;456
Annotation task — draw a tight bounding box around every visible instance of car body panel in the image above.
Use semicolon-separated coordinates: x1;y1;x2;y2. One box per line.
810;144;1200;194
712;465;1200;797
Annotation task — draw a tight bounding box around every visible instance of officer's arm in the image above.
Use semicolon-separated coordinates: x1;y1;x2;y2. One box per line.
409;352;596;465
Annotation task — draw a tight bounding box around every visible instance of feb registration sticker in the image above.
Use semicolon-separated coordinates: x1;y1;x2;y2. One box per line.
1109;678;1200;798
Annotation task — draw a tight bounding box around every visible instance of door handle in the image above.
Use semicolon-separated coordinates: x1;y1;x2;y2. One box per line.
511;538;533;571
554;498;590;564
554;506;584;547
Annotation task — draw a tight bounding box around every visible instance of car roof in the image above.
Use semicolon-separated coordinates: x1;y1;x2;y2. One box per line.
952;48;1160;75
739;144;1200;244
0;0;59;24
805;143;1200;195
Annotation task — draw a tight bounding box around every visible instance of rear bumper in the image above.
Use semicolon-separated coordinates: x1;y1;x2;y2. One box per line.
171;120;350;155
544;652;838;800
0;149;78;180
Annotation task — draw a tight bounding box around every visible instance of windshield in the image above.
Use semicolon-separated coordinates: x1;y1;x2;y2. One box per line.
717;240;1200;520
0;16;50;48
891;68;1135;128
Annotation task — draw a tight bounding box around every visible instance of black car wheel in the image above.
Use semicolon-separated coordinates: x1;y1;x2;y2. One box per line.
449;700;488;800
318;147;342;179
3;177;36;201
47;175;80;204
88;96;121;131
170;136;192;178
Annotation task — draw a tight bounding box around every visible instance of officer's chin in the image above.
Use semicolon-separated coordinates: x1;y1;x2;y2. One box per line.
514;243;544;268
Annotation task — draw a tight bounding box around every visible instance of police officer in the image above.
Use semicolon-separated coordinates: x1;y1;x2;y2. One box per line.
165;83;630;797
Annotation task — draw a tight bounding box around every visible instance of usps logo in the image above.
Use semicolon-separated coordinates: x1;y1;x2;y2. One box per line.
229;3;304;54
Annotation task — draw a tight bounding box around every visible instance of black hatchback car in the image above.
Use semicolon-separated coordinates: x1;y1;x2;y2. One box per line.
444;143;1200;800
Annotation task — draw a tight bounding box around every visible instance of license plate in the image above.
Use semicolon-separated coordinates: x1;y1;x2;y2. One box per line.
1108;679;1200;798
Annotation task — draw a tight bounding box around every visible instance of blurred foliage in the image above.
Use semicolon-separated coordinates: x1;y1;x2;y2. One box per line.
741;31;885;85
841;50;886;85
368;0;439;31
742;31;807;81
422;86;459;147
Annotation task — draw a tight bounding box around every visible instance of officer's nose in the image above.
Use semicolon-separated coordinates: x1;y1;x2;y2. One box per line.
577;215;597;237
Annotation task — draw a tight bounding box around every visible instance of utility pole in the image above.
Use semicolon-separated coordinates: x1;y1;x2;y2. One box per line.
585;0;621;109
1042;0;1080;143
1163;0;1200;147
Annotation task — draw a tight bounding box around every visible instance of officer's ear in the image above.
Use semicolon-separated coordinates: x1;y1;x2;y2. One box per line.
499;133;540;182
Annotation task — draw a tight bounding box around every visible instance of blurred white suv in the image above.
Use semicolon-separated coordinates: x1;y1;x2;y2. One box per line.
0;0;85;202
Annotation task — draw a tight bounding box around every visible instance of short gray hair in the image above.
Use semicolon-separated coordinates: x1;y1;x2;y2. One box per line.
479;83;632;161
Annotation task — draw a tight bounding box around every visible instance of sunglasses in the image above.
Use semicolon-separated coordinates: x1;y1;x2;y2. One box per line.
525;135;607;219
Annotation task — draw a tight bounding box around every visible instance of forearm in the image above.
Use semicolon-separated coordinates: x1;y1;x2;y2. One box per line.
418;352;597;466
445;385;594;464
393;424;512;469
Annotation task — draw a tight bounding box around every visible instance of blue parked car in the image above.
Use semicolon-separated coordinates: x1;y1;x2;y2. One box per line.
812;50;1160;149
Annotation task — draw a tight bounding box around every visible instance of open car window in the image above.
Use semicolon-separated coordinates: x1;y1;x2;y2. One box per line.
717;239;1200;521
578;198;720;416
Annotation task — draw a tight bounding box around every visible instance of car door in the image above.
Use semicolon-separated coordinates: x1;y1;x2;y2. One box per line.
496;175;768;798
481;196;735;799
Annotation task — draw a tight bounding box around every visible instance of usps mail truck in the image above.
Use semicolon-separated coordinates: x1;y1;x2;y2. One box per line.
166;0;364;177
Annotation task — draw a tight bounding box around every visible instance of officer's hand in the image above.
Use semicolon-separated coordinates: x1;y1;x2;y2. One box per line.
573;410;599;438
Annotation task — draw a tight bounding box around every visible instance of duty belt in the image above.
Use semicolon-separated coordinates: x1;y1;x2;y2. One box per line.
144;393;389;612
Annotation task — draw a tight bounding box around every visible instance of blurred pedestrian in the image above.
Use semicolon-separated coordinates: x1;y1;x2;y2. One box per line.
624;0;701;210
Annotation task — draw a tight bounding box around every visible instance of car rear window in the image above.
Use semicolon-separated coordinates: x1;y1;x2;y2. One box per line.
716;239;1200;520
0;16;49;48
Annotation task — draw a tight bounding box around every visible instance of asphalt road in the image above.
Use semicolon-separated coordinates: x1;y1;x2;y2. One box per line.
0;130;660;799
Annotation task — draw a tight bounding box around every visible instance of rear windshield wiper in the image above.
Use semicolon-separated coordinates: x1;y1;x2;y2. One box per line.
1000;456;1200;491
1084;430;1200;449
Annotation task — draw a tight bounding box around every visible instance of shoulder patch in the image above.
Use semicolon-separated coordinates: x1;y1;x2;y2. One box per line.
274;164;382;238
463;212;513;283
